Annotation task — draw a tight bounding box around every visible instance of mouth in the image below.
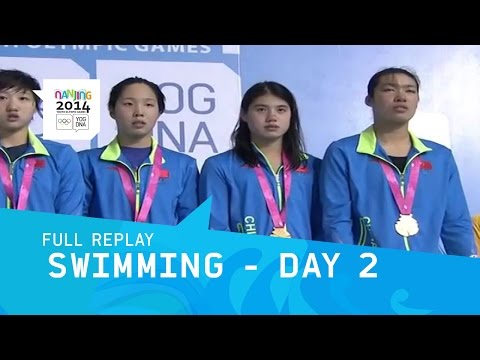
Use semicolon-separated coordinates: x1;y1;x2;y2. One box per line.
6;114;20;121
393;105;409;112
132;120;147;128
264;125;280;130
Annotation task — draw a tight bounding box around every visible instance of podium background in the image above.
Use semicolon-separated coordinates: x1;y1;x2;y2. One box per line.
0;44;478;214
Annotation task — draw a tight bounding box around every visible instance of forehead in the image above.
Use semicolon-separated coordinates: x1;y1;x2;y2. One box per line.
251;93;289;107
119;83;156;98
377;73;417;87
0;87;33;95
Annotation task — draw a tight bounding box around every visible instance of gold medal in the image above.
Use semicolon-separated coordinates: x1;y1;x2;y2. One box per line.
271;226;292;238
395;214;419;237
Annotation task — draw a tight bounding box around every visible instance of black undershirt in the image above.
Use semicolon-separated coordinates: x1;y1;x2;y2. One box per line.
2;144;28;162
389;156;408;172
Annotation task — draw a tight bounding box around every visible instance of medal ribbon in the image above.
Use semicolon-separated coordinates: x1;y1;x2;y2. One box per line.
379;157;421;215
253;153;292;228
0;156;37;210
116;147;163;223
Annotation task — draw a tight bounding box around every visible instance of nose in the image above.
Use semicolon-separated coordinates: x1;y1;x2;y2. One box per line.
394;90;407;102
133;104;144;117
6;98;19;111
266;108;278;122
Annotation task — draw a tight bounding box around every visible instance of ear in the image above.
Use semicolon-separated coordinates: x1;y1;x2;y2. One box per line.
240;110;247;123
364;95;373;108
108;107;115;119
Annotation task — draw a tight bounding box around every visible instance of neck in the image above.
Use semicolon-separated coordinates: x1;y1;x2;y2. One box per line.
117;134;152;148
373;121;411;157
0;128;29;148
252;136;283;171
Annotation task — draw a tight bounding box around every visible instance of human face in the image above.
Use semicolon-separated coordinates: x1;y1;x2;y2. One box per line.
111;83;161;139
242;93;291;143
0;88;36;133
367;73;419;125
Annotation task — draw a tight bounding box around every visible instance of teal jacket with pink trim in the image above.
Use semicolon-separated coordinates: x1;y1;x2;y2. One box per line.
318;126;476;256
199;147;322;240
79;137;199;224
0;130;85;215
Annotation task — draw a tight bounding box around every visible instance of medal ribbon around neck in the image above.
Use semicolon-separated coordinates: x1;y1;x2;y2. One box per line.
380;157;422;237
0;156;36;210
379;157;421;216
253;152;292;232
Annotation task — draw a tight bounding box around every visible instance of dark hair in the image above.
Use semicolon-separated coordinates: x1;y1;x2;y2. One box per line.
231;81;305;169
108;76;166;113
367;67;420;98
0;69;42;112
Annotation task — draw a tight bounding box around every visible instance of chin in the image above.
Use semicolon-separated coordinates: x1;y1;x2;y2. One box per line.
391;115;413;125
1;123;29;132
263;131;286;139
130;129;152;137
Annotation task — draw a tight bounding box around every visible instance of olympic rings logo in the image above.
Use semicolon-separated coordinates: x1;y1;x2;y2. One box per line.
57;118;71;125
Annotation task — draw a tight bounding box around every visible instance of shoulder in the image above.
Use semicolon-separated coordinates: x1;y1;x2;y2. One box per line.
328;134;361;151
40;139;78;156
39;140;82;169
419;139;452;155
201;150;241;174
77;146;107;161
418;139;457;171
39;140;83;173
161;146;197;167
203;150;237;167
320;134;361;162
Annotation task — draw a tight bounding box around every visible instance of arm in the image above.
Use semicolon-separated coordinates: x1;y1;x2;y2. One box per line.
176;158;199;223
319;142;354;244
198;158;231;231
310;157;324;240
54;146;86;216
78;151;94;217
441;152;477;256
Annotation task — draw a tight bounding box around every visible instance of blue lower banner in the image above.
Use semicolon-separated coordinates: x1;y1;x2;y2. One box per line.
1;199;479;315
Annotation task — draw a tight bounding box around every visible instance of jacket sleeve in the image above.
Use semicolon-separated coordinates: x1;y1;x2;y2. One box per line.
310;157;324;240
176;158;199;223
441;152;477;256
55;146;86;215
78;151;93;217
198;157;231;231
319;141;354;244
